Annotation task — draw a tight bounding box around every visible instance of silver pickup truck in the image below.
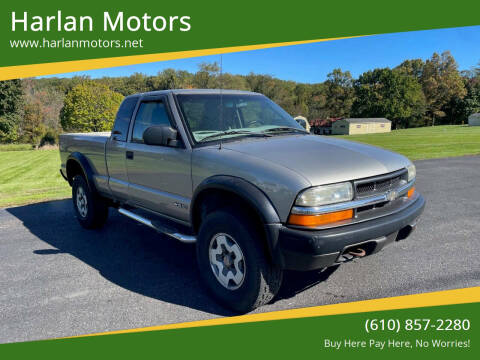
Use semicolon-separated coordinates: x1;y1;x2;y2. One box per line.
59;89;425;312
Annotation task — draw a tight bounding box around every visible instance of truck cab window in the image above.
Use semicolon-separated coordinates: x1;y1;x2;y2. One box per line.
132;100;172;143
112;97;138;142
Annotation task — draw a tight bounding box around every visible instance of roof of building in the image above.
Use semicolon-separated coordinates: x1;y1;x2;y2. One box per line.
341;118;391;123
311;117;342;127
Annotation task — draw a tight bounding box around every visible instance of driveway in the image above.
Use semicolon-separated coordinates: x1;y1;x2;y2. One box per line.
1;156;479;343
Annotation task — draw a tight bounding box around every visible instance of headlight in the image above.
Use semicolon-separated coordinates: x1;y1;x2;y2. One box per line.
407;164;416;182
295;182;353;207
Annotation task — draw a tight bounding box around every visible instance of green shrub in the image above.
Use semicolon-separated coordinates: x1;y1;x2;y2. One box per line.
40;129;58;146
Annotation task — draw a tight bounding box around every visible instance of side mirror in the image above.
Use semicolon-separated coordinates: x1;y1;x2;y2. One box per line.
143;125;179;147
111;130;122;141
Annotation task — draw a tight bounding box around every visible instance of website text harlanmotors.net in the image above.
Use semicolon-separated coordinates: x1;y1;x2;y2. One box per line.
10;38;144;49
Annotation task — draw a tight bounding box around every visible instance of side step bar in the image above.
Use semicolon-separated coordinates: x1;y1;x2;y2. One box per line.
118;208;196;243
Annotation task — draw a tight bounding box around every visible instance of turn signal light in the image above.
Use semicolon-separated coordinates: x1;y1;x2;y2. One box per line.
288;209;354;227
407;187;415;198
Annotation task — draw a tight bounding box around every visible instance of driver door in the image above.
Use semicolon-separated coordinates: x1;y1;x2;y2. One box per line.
125;95;192;223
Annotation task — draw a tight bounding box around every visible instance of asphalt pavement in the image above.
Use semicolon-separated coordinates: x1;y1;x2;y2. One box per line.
1;156;479;343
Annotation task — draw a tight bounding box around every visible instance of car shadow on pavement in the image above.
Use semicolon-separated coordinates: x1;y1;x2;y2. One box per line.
276;266;339;301
7;199;337;315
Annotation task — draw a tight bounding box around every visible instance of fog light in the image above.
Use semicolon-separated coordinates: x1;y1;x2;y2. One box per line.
288;209;353;227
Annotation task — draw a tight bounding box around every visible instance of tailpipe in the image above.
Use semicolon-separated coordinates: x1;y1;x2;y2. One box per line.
348;248;366;258
337;243;374;262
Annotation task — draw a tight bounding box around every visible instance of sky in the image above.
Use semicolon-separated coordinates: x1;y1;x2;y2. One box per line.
47;26;480;84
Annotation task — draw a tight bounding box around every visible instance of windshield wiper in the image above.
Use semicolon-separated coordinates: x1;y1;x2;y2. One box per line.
261;127;308;134
199;130;271;142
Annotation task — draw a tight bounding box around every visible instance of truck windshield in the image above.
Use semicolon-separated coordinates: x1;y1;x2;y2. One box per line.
176;94;306;143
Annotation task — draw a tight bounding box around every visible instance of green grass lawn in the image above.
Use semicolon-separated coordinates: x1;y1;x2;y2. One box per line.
0;143;34;152
0;148;70;208
336;125;480;160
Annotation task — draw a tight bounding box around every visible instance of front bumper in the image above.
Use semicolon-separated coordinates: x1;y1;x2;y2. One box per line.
276;194;425;271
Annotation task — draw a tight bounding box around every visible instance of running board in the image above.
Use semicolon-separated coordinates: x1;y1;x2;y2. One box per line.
118;208;196;243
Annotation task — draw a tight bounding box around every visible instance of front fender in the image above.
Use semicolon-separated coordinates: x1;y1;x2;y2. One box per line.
191;175;285;266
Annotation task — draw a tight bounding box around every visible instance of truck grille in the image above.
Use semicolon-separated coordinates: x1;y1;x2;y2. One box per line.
354;169;408;199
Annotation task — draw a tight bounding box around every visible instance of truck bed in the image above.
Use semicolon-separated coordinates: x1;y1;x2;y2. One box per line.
59;132;111;189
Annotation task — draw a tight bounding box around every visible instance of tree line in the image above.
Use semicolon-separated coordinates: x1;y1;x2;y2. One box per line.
0;51;479;145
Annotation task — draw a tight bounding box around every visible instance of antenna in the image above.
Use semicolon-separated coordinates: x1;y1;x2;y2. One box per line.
220;53;223;86
219;54;223;150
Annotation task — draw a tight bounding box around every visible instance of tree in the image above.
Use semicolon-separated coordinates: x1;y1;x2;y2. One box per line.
193;62;220;88
395;59;425;80
306;83;327;120
245;73;275;96
60;81;124;132
264;80;297;115
352;68;426;128
23;78;64;132
0;79;23;142
217;73;248;91
19;101;46;145
121;73;150;95
420;51;467;125
292;83;311;116
323;69;355;118
449;75;480;123
150;68;180;90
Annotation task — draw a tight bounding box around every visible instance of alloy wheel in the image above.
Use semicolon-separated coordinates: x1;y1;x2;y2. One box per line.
208;233;246;290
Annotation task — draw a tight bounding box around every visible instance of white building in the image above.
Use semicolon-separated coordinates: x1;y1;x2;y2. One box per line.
468;113;480;126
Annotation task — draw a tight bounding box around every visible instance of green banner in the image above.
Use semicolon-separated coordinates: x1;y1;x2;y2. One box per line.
1;302;478;358
1;0;480;67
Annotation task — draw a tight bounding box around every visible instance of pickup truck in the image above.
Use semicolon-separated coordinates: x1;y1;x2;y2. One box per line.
59;89;425;312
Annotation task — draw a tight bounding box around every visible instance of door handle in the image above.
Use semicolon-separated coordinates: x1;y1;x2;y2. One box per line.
126;151;134;160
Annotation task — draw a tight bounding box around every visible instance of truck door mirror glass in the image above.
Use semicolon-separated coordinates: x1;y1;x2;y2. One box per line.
143;125;179;147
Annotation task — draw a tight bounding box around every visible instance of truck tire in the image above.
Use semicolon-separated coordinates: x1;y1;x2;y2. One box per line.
196;208;283;313
72;175;109;229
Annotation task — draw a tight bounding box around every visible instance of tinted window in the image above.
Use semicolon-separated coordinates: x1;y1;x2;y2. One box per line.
132;100;172;143
176;94;303;143
112;97;137;141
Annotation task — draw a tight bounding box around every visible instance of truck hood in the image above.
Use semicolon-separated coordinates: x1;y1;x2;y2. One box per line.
221;135;411;186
